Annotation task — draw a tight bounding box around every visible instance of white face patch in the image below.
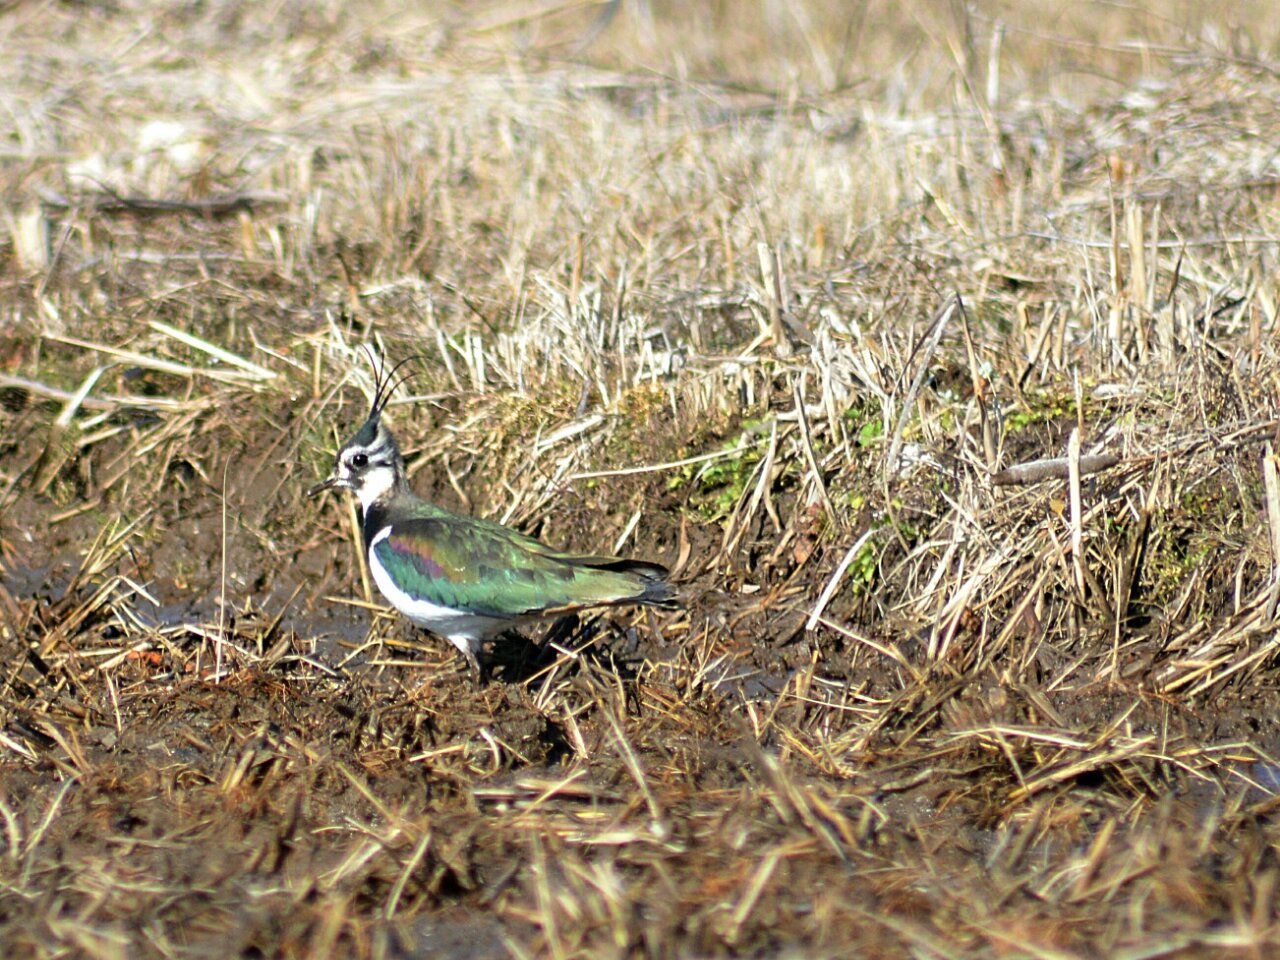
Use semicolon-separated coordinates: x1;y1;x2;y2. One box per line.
353;463;397;513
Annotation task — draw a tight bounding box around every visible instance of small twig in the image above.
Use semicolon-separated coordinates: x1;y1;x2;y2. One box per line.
569;441;765;481
990;454;1120;486
46;334;270;385
0;372;207;411
806;528;877;631
757;241;795;357
602;709;665;839
216;458;231;682
39;186;284;218
885;296;955;476
149;321;275;380
54;366;105;428
793;373;837;525
1263;443;1280;620
347;496;373;605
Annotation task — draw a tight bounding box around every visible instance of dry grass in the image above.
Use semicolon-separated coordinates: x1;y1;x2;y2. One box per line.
4;1;1280;957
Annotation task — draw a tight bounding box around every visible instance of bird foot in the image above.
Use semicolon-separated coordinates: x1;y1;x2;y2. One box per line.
462;647;489;686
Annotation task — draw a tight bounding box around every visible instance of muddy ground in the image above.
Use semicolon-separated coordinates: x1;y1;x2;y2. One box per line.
5;2;1280;958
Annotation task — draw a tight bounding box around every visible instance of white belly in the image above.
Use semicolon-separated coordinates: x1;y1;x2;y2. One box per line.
367;532;511;654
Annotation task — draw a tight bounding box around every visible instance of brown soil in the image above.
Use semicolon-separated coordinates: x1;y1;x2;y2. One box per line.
5;3;1280;958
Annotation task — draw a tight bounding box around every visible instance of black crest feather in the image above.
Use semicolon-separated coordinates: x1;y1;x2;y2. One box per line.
363;347;422;421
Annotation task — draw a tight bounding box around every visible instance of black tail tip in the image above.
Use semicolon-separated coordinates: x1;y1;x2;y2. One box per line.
639;579;679;609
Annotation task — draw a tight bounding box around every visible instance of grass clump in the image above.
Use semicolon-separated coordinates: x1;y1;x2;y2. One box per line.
5;2;1280;958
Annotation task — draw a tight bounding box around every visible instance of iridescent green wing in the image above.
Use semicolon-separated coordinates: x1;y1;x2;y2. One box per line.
373;516;661;617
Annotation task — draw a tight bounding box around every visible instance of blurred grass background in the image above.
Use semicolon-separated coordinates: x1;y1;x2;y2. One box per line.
5;2;1280;958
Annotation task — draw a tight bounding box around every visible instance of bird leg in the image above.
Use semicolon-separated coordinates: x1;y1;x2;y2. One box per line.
463;644;488;686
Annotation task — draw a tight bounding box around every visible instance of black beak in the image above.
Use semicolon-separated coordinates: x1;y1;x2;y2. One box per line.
308;476;341;497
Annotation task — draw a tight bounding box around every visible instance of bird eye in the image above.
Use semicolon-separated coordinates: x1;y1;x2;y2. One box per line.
351;453;369;468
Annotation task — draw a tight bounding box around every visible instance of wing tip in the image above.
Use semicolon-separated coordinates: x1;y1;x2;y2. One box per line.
635;573;679;609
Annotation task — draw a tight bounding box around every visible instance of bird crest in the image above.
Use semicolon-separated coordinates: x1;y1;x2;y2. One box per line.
362;347;420;426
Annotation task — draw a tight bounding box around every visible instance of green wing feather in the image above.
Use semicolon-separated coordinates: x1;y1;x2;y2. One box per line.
373;515;671;618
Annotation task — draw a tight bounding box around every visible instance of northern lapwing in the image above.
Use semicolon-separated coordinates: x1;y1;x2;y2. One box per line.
309;359;675;677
